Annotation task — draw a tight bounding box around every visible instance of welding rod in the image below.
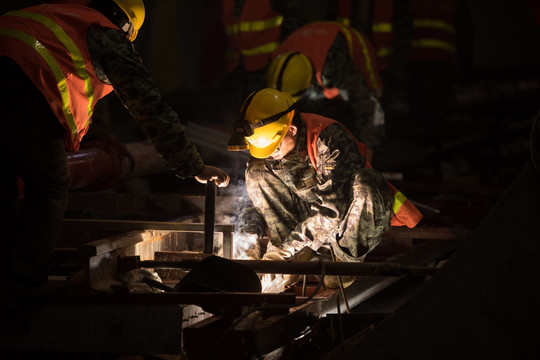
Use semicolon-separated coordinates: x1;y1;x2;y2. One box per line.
204;179;217;254
121;257;438;277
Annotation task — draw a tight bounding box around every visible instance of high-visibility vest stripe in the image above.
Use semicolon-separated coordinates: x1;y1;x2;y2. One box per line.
411;38;455;53
414;19;455;33
226;15;283;35
0;27;78;140
376;46;393;57
393;191;407;214
336;23;381;98
352;30;381;97
336;16;350;26
372;22;393;33
8;11;95;127
240;41;280;56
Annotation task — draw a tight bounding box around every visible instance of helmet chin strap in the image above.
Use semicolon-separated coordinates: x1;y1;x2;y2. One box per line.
250;103;296;130
233;103;296;137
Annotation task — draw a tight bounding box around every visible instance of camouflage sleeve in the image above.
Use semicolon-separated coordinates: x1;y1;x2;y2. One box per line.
86;26;204;178
322;34;384;148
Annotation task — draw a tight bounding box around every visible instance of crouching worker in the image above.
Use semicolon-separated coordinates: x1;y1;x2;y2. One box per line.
227;88;422;288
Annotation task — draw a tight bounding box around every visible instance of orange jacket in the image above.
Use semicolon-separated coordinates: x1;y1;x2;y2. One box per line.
222;0;283;72
303;113;423;228
408;0;458;64
0;4;117;151
371;0;396;71
371;0;457;68
273;21;382;98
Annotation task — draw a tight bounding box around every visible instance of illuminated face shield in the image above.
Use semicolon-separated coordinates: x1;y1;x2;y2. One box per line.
246;104;295;158
245;125;288;159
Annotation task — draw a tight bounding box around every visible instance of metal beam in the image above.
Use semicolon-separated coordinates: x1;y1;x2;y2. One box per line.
120;256;439;277
62;219;234;233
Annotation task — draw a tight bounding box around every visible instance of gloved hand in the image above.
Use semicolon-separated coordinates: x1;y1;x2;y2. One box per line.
261;245;320;288
194;165;230;187
261;242;294;261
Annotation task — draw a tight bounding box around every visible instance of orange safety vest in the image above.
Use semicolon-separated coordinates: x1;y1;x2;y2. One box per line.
273;21;383;99
303;113;423;228
0;4;116;152
335;0;353;25
222;0;283;73
333;0;395;72
409;0;457;64
371;0;396;71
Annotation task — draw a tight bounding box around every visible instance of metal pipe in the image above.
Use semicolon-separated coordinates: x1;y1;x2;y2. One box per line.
204;180;217;254
122;257;438;277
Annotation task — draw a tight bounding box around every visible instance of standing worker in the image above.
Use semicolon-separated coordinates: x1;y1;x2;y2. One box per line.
217;0;305;128
266;21;385;162
330;0;413;114
0;0;230;294
228;88;422;287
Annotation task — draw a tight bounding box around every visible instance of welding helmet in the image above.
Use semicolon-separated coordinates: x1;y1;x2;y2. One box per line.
267;52;313;101
112;0;145;41
227;88;295;159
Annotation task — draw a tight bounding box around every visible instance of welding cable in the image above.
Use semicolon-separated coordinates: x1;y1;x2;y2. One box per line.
205;258;327;360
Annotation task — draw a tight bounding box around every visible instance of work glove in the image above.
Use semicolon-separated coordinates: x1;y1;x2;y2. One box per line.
194;165;230;187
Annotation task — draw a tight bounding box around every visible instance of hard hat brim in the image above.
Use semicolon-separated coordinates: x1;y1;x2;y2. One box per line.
248;140;280;159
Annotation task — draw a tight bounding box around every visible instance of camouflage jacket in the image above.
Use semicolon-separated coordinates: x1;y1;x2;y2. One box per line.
87;25;204;178
246;114;392;258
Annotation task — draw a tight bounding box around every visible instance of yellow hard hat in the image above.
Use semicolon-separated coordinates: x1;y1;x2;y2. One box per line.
228;88;295;159
267;52;313;101
113;0;145;41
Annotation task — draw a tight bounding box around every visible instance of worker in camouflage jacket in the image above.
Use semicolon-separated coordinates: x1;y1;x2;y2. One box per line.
0;0;229;291
227;89;422;287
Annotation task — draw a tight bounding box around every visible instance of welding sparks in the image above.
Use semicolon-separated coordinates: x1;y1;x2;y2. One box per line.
213;182;290;293
232;231;259;259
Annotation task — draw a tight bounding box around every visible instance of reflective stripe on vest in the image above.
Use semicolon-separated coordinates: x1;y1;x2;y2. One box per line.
0;28;76;139
226;14;283;35
393;190;407;215
411;18;455;53
372;22;393;58
2;10;96;140
222;0;283;72
335;22;382;98
225;14;283;58
371;0;395;70
409;0;457;62
335;0;352;25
